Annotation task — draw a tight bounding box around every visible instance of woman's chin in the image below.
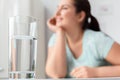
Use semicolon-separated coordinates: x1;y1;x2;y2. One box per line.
56;23;63;27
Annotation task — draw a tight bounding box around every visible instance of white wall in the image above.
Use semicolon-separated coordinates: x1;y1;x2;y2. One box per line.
0;0;9;78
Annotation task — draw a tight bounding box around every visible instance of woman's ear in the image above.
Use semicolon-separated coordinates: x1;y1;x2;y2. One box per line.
77;11;86;23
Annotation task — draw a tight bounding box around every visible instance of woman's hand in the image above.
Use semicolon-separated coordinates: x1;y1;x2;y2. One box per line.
47;17;57;32
47;17;63;33
70;66;97;78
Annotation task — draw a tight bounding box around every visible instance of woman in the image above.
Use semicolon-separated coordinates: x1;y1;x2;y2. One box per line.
45;0;120;78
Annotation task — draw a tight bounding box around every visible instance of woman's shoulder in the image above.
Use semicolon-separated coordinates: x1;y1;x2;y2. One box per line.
85;29;114;44
85;29;106;38
84;29;113;44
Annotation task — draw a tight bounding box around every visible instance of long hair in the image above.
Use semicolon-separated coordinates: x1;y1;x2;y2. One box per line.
73;0;100;31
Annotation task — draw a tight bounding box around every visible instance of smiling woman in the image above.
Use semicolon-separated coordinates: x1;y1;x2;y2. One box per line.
45;0;120;79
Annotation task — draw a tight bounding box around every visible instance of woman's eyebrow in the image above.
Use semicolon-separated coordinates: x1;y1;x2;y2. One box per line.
57;4;72;8
62;4;71;7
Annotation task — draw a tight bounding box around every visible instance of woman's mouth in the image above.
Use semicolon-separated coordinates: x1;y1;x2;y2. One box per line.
56;17;63;22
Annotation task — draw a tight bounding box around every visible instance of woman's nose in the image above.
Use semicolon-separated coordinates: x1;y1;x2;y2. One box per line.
55;9;61;16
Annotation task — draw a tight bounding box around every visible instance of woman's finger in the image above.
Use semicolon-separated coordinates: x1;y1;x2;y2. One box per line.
70;67;80;76
75;71;84;78
47;17;57;32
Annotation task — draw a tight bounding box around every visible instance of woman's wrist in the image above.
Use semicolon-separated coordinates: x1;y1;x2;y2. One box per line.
56;28;65;36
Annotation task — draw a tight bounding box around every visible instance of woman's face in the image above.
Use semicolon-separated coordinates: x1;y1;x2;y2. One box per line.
55;0;80;29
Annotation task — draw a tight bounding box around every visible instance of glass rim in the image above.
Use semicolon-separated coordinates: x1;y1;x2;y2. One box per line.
8;15;40;21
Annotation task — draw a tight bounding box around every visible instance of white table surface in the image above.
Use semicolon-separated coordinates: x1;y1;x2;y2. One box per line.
1;77;120;80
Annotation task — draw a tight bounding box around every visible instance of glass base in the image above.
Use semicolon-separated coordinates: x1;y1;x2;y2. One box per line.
9;71;35;79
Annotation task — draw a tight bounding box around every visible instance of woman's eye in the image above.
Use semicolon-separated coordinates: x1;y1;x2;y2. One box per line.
62;7;68;9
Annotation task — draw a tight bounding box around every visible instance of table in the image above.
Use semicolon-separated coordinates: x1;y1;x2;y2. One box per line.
1;77;120;80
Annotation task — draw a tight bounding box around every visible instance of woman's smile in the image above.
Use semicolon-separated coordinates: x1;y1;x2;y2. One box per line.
56;17;63;23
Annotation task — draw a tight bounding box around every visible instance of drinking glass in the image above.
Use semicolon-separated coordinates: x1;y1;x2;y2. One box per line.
9;16;39;79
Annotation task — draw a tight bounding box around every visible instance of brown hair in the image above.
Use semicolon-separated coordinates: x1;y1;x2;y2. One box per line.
73;0;100;31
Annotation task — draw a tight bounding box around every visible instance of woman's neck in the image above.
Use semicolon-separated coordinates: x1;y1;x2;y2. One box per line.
66;26;84;44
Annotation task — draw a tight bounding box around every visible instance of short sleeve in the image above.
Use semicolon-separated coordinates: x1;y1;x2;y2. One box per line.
48;34;56;47
95;32;114;59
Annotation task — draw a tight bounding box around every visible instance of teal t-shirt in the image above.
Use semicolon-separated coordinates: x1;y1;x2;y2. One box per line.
48;29;114;78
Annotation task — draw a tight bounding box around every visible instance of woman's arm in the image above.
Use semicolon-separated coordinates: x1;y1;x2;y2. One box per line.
95;65;120;77
70;42;120;78
95;42;120;77
45;28;67;78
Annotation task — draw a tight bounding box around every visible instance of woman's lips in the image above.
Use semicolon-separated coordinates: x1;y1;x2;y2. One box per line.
56;17;63;22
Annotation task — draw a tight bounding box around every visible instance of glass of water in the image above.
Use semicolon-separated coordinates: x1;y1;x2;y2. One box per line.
9;16;39;79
